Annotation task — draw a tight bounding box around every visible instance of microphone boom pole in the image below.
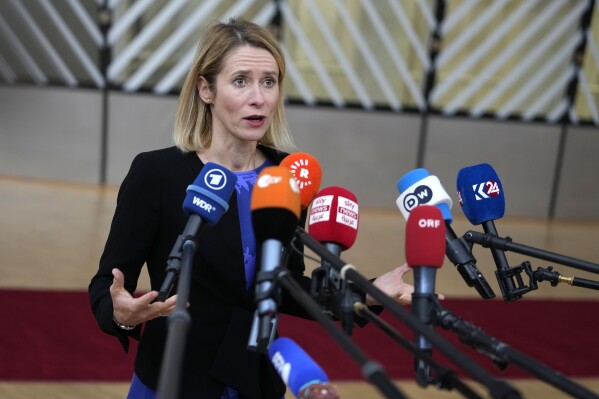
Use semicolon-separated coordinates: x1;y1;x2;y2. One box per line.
464;231;599;275
296;227;522;399
353;303;484;399
276;268;408;399
435;301;599;399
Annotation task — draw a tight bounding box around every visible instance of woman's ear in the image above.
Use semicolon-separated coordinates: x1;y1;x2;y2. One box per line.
197;76;213;104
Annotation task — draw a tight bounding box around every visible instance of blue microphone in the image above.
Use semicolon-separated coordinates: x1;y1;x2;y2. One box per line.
157;162;237;301
269;337;338;399
456;163;504;225
456;163;523;301
396;168;496;299
182;163;237;225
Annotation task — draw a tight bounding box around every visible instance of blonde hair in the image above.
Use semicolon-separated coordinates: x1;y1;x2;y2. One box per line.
173;18;295;153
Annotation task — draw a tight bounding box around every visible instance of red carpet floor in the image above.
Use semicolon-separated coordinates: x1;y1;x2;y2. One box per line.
1;289;598;382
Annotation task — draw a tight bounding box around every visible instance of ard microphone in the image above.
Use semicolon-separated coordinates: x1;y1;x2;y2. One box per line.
269;337;339;399
457;163;520;301
280;152;323;210
249;166;301;352
406;205;445;387
157;162;236;301
396;169;496;300
308;186;360;333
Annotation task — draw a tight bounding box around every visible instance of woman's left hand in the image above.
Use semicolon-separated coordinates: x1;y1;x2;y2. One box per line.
367;263;414;306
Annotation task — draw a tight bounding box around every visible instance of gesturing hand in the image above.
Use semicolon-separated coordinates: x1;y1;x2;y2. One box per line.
367;263;445;306
110;268;178;326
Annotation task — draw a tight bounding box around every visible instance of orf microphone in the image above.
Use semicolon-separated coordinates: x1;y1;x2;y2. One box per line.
269;337;339;399
280;152;323;210
248;166;301;352
405;205;445;387
157;162;236;301
308;186;360;333
457;163;521;301
396;169;496;299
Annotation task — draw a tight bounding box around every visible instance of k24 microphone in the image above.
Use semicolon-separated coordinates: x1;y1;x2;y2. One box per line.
457;163;526;301
281;152;323;210
269;337;340;399
396;168;495;299
308;186;360;333
157;162;237;302
405;205;445;387
248;166;301;352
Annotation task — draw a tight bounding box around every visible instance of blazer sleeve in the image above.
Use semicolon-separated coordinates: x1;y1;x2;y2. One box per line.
88;152;162;351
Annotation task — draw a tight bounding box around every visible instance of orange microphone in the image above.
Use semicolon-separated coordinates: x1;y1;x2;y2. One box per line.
251;166;301;243
280;152;322;210
250;166;301;351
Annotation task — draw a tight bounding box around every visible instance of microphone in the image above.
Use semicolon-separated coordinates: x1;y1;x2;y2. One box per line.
405;205;446;387
280;152;323;210
456;163;524;301
396;169;496;299
269;337;339;399
308;186;360;334
157;162;236;302
248;166;301;352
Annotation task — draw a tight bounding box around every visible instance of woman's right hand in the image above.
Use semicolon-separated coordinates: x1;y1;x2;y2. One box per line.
110;268;178;326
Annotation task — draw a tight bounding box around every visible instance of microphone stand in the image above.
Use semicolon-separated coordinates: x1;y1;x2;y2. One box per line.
534;266;599;291
276;267;409;399
431;296;599;399
156;216;203;302
156;237;197;399
295;228;522;399
464;231;599;275
353;302;484;399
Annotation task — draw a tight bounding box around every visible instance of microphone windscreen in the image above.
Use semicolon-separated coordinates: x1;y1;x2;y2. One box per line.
182;162;237;225
280;152;323;210
269;337;329;397
456;163;505;225
251;166;301;244
308;186;359;251
396;168;453;223
405;205;446;268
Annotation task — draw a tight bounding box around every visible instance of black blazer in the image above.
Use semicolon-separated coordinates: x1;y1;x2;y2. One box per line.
89;146;312;399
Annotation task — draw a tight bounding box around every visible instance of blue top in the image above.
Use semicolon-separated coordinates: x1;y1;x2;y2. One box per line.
235;159;274;290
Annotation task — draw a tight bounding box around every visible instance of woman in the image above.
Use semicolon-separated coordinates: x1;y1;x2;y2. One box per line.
89;18;413;399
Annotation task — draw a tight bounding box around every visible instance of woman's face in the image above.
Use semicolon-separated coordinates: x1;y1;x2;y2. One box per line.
202;45;280;146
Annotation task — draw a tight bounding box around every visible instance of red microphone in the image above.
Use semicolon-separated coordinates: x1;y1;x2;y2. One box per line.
280;152;323;210
308;186;359;252
307;186;359;332
405;205;445;386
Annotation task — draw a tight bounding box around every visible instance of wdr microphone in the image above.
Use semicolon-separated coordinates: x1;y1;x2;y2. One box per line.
157;162;237;301
249;166;301;352
406;205;445;387
396;169;495;299
457;163;522;301
280;152;323;210
308;186;360;333
182;163;237;225
269;337;339;399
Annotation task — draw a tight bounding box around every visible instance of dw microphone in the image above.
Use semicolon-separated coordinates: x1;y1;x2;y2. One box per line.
396;169;495;299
